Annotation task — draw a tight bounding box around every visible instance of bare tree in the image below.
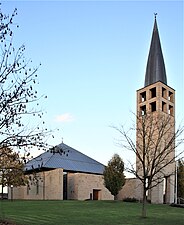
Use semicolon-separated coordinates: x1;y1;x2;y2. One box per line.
0;5;52;156
115;112;184;217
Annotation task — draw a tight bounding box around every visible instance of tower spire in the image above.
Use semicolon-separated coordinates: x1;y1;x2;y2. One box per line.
144;15;167;87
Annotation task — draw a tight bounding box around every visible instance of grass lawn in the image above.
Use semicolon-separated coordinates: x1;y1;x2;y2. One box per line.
0;200;183;225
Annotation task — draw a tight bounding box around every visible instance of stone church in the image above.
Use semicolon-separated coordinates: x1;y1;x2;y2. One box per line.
10;142;113;200
10;16;176;203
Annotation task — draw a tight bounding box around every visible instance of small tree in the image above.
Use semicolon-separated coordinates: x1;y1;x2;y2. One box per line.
177;159;184;199
103;154;125;199
0;146;27;199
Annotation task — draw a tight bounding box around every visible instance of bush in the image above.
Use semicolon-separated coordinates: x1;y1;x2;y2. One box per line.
123;197;138;203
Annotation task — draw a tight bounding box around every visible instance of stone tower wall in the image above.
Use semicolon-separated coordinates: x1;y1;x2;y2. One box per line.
136;81;175;204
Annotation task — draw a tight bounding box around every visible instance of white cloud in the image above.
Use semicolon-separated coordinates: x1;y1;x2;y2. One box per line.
54;113;75;123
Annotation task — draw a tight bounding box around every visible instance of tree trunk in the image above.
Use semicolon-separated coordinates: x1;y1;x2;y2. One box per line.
142;188;147;218
11;186;13;201
1;184;3;200
1;173;4;200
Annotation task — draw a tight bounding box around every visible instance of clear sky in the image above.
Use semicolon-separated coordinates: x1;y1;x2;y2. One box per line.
3;1;184;168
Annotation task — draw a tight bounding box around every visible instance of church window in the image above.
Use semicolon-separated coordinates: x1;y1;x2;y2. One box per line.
162;87;167;99
140;91;146;102
140;105;146;116
168;91;174;102
162;101;167;113
168;105;174;116
150;101;156;112
150;87;156;98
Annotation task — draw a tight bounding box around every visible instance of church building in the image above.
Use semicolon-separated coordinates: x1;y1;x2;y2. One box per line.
10;16;176;204
10;142;113;200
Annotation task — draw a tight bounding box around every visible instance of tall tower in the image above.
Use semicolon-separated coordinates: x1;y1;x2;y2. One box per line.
136;16;175;204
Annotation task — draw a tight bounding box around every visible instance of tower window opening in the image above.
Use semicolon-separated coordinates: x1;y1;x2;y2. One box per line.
140;105;146;116
140;91;146;102
162;101;167;113
150;101;156;112
162;87;167;99
168;105;174;116
168;91;174;102
150;87;156;98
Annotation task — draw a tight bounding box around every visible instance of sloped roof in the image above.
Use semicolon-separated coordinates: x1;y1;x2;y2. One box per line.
25;142;105;175
144;16;167;87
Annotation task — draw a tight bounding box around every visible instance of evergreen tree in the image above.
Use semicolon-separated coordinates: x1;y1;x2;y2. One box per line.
177;159;184;199
103;154;125;199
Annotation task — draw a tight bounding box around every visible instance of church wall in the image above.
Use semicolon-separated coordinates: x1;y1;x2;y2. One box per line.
134;179;143;201
67;173;113;200
9;168;63;200
9;186;25;199
151;179;164;204
9;170;113;201
67;173;79;200
167;174;175;203
117;178;137;200
44;168;63;200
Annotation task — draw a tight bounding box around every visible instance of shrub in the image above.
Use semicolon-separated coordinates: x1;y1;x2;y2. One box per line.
123;197;138;203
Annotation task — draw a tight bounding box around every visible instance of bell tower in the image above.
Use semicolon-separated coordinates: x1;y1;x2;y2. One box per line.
136;15;175;204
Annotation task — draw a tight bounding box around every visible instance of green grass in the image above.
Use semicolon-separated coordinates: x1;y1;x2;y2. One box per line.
0;200;183;225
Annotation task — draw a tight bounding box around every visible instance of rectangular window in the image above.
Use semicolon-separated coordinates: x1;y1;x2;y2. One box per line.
162;87;167;99
150;87;156;98
140;105;146;116
162;101;167;113
168;105;174;116
168;91;174;102
140;91;146;103
150;102;156;112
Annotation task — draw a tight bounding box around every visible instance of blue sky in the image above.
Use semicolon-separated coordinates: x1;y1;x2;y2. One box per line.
3;1;183;167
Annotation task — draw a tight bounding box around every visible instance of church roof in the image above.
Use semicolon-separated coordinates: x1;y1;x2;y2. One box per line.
144;16;167;87
25;142;105;175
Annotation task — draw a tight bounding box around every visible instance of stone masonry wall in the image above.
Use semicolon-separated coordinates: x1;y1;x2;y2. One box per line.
117;178;137;200
67;173;113;200
9;168;63;200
